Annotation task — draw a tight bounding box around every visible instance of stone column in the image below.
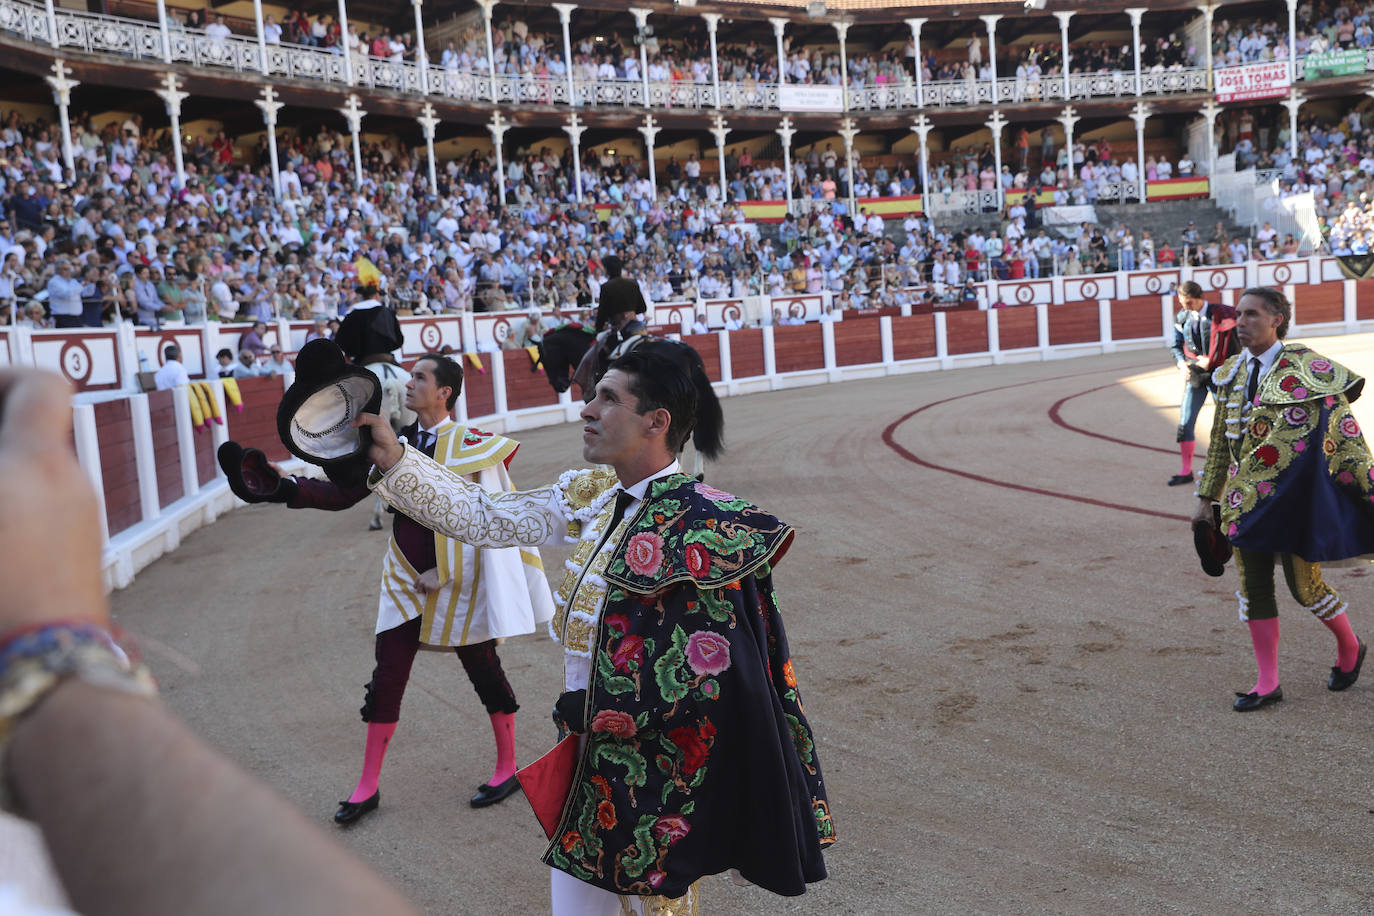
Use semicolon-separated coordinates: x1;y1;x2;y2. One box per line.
1281;93;1302;168
476;0;498;101
1127;8;1145;96
638;114;660;199
777;116;796;210
153;73;188;189
905;18;926;107
770;18;787;94
337;0;354;85
42;0;57;49
1054;11;1073;100
1199;4;1216;91
488;110;509;205
834;20;850;111
702;13;722;109
986;109;1006;207
252;0;269;75
1199;99;1219;177
838;116;859;216
708;114;730;202
1285;0;1298;83
340;92;366;186
564;112;586;203
553;3;577;105
630;8;652;105
911;113;933;198
1130;101;1150;202
417;102;439;194
155;0;171;62
45;60;77;177
255;86;284;199
1058;104;1079;176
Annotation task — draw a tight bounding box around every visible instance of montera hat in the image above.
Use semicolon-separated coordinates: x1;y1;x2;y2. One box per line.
1192;502;1232;577
595;277;646;331
275;338;382;486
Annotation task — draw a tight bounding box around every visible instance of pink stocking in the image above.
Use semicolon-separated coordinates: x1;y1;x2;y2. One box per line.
1322;613;1361;672
348;722;397;803
1247;618;1281;695
489;712;517;786
1180;440;1196;476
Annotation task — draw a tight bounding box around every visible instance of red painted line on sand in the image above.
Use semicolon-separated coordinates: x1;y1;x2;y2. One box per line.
1048;383;1205;459
881;366;1189;522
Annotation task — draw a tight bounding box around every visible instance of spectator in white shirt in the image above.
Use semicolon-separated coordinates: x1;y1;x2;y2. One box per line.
153;344;190;390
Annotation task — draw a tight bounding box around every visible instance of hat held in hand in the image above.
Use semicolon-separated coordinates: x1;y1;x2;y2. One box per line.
276;338;381;484
1193;503;1232;577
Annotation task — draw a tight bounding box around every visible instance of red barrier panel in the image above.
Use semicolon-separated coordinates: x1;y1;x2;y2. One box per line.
1359;280;1374;321
1048;302;1100;346
891;315;937;361
681;333;722;382
94;399;140;536
224;376;289;461
729;329;766;379
148;390;184;509
995;307;1038;350
833;319;883;366
502;349;561;411
773;324;825;374
464;354;496;417
1298;283;1344;324
193;409;219;487
945;310;989;354
1111;297;1164;341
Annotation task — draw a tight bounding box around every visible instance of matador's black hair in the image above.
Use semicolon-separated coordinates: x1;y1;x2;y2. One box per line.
609;338;724;461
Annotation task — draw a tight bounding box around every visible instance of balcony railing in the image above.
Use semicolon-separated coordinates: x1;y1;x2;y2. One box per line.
0;0;1364;118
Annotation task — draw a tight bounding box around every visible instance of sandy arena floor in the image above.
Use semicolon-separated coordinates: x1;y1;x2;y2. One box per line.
98;333;1374;914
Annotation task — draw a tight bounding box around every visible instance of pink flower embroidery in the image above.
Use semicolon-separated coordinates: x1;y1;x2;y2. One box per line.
603;613;631;636
1292;386;1308;399
1293;440;1307;453
694;482;736;502
646;870;666;889
591;710;638;738
1338;471;1356;485
1341;417;1361;438
686;630;732;676
1226;489;1244;508
1326;396;1337;407
685;543;711;579
1285;406;1309;426
652;814;691;844
1310;359;1332;372
1228;523;1239;536
1256;480;1274;496
623;532;664;577
610;634;645;673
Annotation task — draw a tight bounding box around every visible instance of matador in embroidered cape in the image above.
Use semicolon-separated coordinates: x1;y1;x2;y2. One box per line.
363;340;832;911
1194;287;1372;711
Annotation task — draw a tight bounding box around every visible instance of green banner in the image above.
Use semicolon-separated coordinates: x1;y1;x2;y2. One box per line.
1304;49;1366;80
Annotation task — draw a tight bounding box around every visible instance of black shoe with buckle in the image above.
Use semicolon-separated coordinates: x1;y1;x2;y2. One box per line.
1329;640;1367;692
1233;686;1283;711
470;775;521;808
333;791;379;826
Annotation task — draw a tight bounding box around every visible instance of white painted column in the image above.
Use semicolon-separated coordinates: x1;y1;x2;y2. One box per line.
1130;102;1150;202
709;114;730;202
128;395;161;524
153;73;188;189
1127;8;1145;96
337;0;355;85
980;14;1002;102
1054;11;1073;99
45;61;77;177
911;113;932;198
155;0;171;62
1058;105;1079;174
703;13;722;109
489;110;509;205
477;0;498;101
1200;99;1219;178
1286;0;1298;83
418;102;440;194
777;116;796;210
42;0;57;48
340;93;366;186
770;17;787;95
834;20;850;111
838;117;859;216
564;112;585;202
1282;93;1303;168
252;0;269;75
630;8;651;104
879;315;895;365
554;3;577;106
255;86;284;199
1199;3;1215;90
639;114;660;199
986;109;1006;207
72;404;109;544
170;386;199;498
412;0;430;94
905;18;926;108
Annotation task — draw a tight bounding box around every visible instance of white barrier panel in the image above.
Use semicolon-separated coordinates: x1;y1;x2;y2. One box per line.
400;315;463;355
0;328;10;366
997;280;1054;306
701;298;745;327
650;301;697;329
1127;270;1181;297
1196;265;1248;292
1063;276;1112;302
1257;259;1309;287
1319;256;1344;283
135;328;207;378
31;329;123;390
769;294;825;322
471;312;516;351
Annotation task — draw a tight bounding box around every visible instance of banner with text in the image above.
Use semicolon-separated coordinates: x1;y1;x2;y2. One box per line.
1216;61;1291;102
778;84;845;112
1304;48;1366;80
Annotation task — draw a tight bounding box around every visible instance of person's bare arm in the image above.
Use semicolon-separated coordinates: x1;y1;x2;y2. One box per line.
0;370;420;916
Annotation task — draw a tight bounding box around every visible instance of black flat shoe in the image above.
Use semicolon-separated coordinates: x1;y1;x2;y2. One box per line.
334;791;379;826
1233;686;1283;711
1168;473;1195;487
470;775;521;808
1329;640;1367;692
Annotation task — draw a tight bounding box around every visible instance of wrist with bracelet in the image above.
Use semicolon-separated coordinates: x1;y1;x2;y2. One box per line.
0;621;158;816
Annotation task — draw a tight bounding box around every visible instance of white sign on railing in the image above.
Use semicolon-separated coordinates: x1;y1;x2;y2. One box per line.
1215;61;1291;103
778;85;845;113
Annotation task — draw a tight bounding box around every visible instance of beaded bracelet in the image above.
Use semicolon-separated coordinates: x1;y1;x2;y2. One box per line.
0;622;158;817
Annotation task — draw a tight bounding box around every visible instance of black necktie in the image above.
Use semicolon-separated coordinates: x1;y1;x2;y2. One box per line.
416;430;433;454
1245;357;1261;404
608;490;634;531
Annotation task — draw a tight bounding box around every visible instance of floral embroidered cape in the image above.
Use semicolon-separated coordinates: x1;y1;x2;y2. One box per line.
544;474;834;898
1200;344;1374;561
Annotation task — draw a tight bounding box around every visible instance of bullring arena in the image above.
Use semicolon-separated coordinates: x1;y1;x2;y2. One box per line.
6;0;1374;908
